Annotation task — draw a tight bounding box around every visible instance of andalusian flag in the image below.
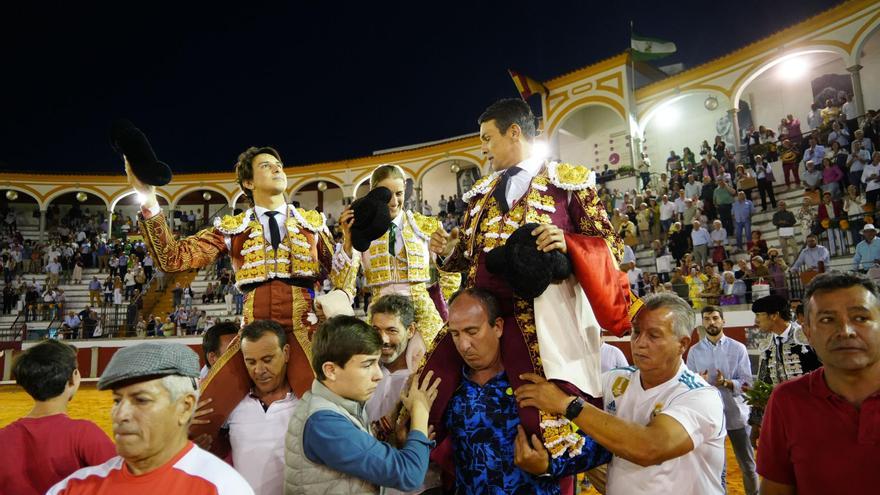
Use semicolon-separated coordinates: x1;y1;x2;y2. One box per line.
508;69;547;100
630;33;677;61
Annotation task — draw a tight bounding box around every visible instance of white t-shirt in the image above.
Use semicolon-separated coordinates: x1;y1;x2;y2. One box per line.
863;163;880;192
602;362;726;495
227;391;299;495
600;343;629;372
660;201;676;221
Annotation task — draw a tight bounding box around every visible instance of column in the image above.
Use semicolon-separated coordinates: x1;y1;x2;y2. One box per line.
847;64;865;118
106;209;114;239
728;108;743;162
38;210;46;242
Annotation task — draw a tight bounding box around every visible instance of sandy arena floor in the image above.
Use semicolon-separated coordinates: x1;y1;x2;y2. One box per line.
1;383;747;494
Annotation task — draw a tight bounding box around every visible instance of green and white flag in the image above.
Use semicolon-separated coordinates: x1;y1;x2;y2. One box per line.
631;33;676;61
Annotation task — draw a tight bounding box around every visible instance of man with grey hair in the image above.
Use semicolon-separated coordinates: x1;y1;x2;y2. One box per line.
515;293;726;494
48;342;253;495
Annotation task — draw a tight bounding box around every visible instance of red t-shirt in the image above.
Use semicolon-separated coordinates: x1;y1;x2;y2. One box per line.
47;442;254;495
0;414;116;495
757;368;880;494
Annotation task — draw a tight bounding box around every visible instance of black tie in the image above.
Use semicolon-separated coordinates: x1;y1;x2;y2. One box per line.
388;223;397;255
493;166;524;214
265;211;281;251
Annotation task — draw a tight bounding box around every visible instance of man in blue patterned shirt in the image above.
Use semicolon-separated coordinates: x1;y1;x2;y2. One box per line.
443;288;610;494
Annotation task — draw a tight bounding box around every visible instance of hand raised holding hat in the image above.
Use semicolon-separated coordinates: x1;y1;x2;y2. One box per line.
532;224;567;254
125;159;158;211
339;206;355;256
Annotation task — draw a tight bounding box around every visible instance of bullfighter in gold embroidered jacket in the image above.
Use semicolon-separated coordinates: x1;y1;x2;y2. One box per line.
128;146;356;449
426;99;637;460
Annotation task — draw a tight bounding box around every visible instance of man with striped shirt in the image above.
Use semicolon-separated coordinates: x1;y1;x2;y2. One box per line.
48;342;253;495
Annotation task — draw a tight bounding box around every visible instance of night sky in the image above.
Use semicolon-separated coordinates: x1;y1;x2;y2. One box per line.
0;0;837;174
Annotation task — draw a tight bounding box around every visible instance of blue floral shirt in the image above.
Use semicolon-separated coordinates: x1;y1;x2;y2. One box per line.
444;369;611;495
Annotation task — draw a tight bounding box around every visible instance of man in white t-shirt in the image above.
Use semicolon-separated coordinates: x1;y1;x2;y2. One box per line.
600;342;629;372
366;294;440;494
515;293;726;495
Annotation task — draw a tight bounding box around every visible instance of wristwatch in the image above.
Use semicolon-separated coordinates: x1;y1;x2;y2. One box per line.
565;396;586;421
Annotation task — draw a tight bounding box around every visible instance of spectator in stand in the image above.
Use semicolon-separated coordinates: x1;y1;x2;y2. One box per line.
778;139;800;190
765;249;789;299
438;194;447;213
797;196;818;244
685;265;708;309
87;276;102;307
719;271;746;305
684;174;701;199
863;151;880;209
817;191;846;256
202;282;215;304
673;189;687;220
183;284;193;309
853;224;880;272
801;160;823;193
712;136;726;161
848;140;871;192
756;272;879;494
666;150;682;174
790;234;831;273
747;230;769;259
827;120;851;148
854;128;874;154
709;220;727;265
802;137;826;171
820;98;840;125
690;220;711;268
821;157;845;199
667;222;688;262
734;164;755;199
732;191;754;252
771;200;798;265
753;155;776;212
636;203;652;248
0;340;115;495
844;184;866;245
659;194;676;240
638;156;651;191
715;177;737;233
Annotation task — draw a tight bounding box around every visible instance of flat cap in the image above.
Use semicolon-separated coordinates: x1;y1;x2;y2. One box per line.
751;294;789;315
97;342;200;390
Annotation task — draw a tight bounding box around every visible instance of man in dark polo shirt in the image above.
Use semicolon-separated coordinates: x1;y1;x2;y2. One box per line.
757;272;880;494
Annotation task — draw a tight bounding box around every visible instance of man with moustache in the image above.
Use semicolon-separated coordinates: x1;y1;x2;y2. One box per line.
687;306;758;495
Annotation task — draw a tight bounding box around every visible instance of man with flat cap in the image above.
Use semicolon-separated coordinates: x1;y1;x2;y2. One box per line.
747;295;821;447
48;342;254;495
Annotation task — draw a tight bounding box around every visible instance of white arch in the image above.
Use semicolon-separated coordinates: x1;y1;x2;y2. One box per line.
731;48;850;107
43;187;111;211
110;190;172;211
414;156;483;183
1;186;42;209
231;190;247;208
288;176;346;196
169;185;232;210
852;16;880;66
637;91;731;137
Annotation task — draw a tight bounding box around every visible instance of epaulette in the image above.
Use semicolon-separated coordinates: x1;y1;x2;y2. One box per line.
291;207;327;233
408;211;439;241
548;162;596;190
461;171;502;202
213;210;251;235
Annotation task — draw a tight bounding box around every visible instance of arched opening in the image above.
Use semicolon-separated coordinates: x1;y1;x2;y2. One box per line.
173;189;231;235
44;191;110;238
419;159;481;216
732;50;849;144
231;190;247;212
289;180;344;222
640;92;734;175
0;188;40;241
554;104;632;189
856;24;880;113
110;192;170;238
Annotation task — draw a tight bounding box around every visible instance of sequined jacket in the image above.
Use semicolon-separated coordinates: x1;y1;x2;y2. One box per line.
139;205;356;295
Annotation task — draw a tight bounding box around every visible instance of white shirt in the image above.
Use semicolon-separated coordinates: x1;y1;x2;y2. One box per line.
674;197;687;214
389;211;405;256
253;204;290;244
600;343;628;372
502;156;544;210
603;362;726;495
660;201;676;221
842;101;857;120
227;391;299;495
862;163;880;192
366;366;411;422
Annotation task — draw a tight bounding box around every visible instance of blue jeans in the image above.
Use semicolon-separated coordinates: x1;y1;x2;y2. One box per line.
735;221;751;249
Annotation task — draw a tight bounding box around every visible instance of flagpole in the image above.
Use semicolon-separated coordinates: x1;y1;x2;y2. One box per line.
629;20;638;173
